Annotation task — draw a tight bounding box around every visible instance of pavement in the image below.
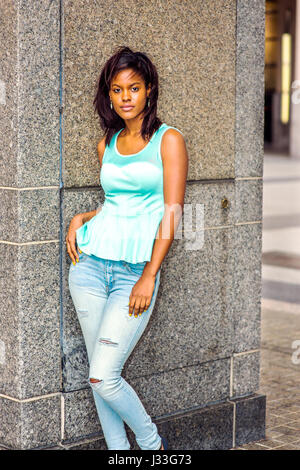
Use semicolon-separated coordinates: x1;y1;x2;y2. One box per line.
233;152;300;450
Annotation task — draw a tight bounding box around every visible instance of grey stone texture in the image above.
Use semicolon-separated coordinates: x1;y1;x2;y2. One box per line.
232;351;261;398
150;402;235;451
0;242;61;400
0;0;60;188
233;393;266;447
0;394;61;450
235;0;265;177
233;223;263;353
0;0;265;449
235;179;263;224
0;188;60;242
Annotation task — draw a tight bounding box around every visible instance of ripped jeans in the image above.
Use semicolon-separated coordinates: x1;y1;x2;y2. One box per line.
68;250;162;450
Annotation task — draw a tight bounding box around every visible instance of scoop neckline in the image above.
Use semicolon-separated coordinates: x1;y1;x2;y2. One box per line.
114;124;165;157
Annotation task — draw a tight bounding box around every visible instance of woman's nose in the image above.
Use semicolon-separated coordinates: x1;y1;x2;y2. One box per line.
122;91;131;100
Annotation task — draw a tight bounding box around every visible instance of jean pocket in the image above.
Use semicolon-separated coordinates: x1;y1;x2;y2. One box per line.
122;260;147;275
78;250;88;261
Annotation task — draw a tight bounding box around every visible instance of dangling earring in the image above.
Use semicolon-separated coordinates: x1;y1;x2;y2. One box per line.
147;98;150;108
110;100;113;110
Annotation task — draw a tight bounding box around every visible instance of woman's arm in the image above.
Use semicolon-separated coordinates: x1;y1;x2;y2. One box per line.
79;209;99;224
143;128;188;278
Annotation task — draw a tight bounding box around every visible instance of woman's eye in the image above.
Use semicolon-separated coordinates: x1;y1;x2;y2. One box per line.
113;87;139;93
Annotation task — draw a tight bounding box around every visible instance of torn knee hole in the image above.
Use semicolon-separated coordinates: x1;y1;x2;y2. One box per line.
90;378;102;384
99;338;118;346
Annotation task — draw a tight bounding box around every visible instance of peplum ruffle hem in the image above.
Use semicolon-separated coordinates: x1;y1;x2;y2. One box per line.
75;207;164;264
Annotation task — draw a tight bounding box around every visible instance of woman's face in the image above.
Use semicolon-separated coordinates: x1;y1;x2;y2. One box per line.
109;68;151;122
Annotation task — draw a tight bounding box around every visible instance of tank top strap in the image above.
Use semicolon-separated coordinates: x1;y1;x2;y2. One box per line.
155;123;184;141
102;129;122;163
109;129;121;150
154;123;184;161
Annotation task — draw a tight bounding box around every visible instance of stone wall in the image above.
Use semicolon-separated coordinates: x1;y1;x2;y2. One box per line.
0;0;266;449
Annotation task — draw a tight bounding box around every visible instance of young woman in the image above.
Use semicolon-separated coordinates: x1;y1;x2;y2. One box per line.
66;46;188;450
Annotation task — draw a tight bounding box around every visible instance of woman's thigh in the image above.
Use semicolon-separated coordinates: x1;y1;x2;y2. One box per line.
68;251;108;361
89;261;161;380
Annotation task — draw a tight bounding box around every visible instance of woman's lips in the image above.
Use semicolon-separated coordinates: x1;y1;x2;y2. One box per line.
121;106;134;111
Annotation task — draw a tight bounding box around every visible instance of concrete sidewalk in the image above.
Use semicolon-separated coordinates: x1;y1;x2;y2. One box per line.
236;300;300;449
233;153;300;450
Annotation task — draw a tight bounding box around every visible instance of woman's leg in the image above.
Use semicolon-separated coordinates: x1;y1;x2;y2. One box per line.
68;252;131;449
88;260;162;451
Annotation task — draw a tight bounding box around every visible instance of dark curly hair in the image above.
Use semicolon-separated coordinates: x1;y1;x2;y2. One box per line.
93;46;162;147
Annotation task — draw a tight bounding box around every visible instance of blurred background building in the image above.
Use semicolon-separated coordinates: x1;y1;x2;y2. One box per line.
265;0;300;157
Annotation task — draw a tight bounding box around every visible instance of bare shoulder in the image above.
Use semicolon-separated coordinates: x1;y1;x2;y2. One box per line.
161;128;187;163
97;136;106;167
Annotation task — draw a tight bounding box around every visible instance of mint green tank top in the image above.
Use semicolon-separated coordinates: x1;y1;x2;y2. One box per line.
75;123;183;263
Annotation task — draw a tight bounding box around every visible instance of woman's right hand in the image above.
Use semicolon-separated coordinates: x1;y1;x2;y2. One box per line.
66;214;84;265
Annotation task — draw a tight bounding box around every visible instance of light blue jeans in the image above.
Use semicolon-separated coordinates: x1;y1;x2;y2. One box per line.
68;250;162;450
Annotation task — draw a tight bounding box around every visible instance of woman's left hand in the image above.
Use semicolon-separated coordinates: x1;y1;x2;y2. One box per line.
128;273;155;317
